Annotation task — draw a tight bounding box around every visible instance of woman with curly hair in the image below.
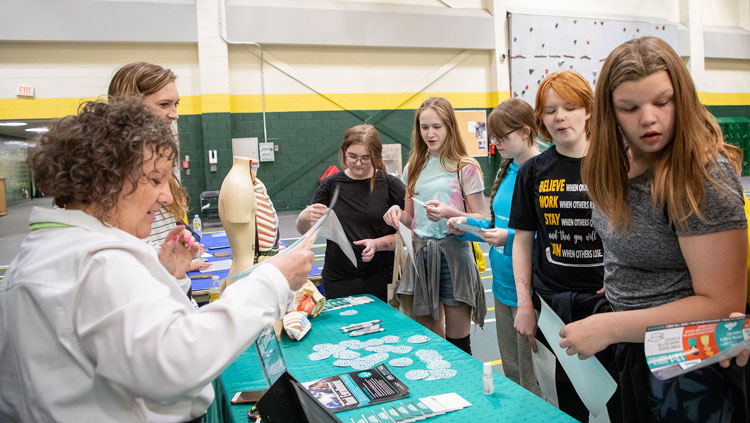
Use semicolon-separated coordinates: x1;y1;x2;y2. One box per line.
0;98;313;422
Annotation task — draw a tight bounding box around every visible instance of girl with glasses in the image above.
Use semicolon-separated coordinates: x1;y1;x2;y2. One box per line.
383;97;488;355
296;124;405;302
447;98;542;395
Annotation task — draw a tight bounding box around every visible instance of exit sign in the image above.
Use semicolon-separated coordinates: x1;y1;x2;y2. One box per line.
17;85;34;97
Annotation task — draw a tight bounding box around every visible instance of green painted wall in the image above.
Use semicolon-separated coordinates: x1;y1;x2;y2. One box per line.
707;105;750;120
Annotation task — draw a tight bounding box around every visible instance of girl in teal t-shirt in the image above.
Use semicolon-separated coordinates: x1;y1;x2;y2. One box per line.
448;98;542;395
384;96;487;355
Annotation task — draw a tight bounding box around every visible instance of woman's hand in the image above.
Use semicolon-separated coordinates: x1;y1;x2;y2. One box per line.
424;200;457;221
383;205;402;230
159;226;200;279
267;250;314;291
446;217;467;235
188;259;212;272
514;306;539;353
302;204;328;226
559;313;614;359
479;227;508;247
720;312;750;368
353;239;378;262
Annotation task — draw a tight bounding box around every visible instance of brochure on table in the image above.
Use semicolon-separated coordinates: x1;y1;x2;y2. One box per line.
302;364;409;412
645;315;750;380
350;392;472;423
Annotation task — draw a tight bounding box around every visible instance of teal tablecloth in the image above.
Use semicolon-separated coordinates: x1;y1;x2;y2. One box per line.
210;296;576;423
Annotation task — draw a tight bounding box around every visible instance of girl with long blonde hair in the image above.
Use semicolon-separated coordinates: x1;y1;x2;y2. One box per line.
384;97;487;354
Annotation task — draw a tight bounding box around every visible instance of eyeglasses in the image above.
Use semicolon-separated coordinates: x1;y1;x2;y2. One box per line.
345;153;371;163
491;128;518;144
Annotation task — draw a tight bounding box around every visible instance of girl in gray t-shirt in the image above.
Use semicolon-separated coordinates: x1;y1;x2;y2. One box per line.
560;36;750;423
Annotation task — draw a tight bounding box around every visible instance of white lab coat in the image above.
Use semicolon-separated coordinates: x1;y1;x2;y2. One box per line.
0;207;293;422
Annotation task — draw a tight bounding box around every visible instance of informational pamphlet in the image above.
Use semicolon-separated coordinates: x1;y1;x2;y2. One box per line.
645;315;750;380
350;393;472;423
302;364;409;412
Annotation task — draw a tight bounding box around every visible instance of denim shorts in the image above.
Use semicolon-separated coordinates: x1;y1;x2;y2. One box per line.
423;252;461;306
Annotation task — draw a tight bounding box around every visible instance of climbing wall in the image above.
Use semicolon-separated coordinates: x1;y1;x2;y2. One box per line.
508;13;678;104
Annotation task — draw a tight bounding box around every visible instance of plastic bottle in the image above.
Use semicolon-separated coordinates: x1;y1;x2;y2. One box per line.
192;214;202;239
209;275;221;302
483;362;494;395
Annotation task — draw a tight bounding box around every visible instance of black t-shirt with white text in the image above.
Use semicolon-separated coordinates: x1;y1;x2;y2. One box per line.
508;146;603;294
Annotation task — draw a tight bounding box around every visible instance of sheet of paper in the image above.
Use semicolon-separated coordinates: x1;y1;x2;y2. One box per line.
411;197;433;210
531;342;559;408
317;209;357;267
392;233;406;284
200;259;231;272
536;295;617;417
398;222;418;276
448;221;482;238
420;392;471;412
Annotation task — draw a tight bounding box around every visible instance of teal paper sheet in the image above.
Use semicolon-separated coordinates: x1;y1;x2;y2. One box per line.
536;295;617;417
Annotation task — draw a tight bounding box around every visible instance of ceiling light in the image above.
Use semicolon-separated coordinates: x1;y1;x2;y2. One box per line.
0;122;27;127
25;127;49;133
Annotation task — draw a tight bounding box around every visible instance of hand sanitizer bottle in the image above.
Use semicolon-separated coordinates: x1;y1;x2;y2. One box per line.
483;362;494;395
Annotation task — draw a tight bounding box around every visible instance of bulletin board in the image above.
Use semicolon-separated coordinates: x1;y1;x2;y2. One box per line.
508;13;678;104
455;110;488;157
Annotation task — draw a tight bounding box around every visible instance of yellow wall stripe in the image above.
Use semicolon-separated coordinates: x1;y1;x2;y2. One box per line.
2;90;749;120
698;92;750;106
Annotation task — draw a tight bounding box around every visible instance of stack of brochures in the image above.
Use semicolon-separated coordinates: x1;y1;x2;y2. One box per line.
356;393;471;423
302;364;409;412
302;364;471;422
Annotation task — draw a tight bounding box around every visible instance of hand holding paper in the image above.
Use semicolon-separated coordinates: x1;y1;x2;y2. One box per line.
397;222;418;276
559;313;615;359
537;295;617;417
383;204;403;230
448;220;482;238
